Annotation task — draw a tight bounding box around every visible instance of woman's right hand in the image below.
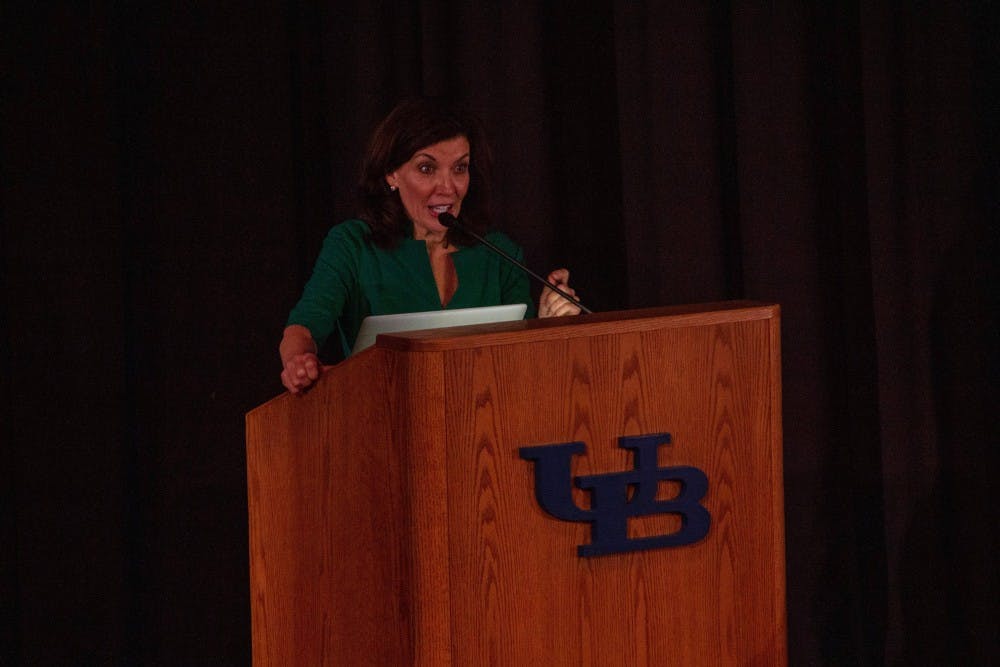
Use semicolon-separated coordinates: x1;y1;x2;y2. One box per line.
279;325;323;394
281;352;322;394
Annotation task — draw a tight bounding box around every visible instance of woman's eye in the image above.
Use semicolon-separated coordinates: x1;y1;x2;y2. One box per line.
418;163;435;174
454;163;469;174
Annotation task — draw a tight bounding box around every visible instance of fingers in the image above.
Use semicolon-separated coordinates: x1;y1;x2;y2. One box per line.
547;268;570;285
302;355;320;380
281;353;323;394
541;287;582;316
547;296;582;316
539;268;583;318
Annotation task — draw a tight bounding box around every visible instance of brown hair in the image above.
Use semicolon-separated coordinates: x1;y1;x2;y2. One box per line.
357;97;493;247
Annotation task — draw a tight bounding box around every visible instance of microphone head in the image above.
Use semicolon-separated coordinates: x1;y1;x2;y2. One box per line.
438;212;458;228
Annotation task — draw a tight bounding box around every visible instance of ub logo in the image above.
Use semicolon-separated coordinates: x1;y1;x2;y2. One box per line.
519;433;710;557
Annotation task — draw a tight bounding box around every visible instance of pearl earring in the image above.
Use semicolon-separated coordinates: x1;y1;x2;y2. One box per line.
389;185;398;192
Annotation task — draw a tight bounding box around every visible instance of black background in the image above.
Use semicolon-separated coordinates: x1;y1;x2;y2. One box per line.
3;3;997;665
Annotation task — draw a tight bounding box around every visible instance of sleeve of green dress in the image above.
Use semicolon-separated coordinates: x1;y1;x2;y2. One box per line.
489;231;536;318
286;221;364;348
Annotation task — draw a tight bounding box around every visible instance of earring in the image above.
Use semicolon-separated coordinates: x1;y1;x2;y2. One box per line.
389;185;398;192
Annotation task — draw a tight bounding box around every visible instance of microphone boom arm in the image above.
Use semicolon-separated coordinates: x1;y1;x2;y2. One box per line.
440;213;593;314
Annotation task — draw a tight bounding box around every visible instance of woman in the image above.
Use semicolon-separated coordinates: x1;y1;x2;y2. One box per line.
280;98;581;394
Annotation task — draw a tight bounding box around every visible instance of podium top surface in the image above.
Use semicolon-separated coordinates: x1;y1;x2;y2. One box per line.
248;301;779;415
372;300;778;353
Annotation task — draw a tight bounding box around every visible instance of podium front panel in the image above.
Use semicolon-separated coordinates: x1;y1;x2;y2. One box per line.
247;303;785;666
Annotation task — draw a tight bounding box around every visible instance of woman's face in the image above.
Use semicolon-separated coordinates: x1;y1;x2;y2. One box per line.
386;135;470;240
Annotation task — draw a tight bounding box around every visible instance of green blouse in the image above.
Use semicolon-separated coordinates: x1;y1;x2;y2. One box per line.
287;218;534;357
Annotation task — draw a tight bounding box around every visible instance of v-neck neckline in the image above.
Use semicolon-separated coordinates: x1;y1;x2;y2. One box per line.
404;237;467;309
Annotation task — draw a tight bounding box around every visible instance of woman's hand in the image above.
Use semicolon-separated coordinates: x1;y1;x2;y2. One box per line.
538;268;582;318
279;325;323;394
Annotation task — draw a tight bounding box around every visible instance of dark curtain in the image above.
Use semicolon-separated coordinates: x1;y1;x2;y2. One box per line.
3;2;996;665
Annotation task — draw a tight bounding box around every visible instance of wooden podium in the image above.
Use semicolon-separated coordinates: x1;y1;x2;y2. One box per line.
246;302;786;666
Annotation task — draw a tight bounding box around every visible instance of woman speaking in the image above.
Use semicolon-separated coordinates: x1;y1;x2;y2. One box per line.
280;97;582;394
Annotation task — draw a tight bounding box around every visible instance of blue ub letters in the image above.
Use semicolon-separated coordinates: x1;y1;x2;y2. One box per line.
519;433;710;557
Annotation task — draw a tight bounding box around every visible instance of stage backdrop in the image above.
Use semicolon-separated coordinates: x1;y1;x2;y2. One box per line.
3;2;996;665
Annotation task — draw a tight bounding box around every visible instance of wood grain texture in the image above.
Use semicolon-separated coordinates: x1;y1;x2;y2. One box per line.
246;348;412;665
245;302;786;665
396;352;453;667
440;312;785;665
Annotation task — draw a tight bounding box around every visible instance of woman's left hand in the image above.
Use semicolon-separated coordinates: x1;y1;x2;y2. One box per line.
538;268;582;318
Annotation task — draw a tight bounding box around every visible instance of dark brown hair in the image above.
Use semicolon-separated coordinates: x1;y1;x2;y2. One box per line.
357;97;493;247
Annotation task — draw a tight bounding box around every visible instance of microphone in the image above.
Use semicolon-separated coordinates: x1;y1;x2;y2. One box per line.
439;212;593;314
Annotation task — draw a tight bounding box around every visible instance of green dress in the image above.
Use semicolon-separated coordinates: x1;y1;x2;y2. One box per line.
287;219;534;357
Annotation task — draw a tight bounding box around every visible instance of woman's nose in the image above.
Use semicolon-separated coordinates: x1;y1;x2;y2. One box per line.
435;171;457;194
